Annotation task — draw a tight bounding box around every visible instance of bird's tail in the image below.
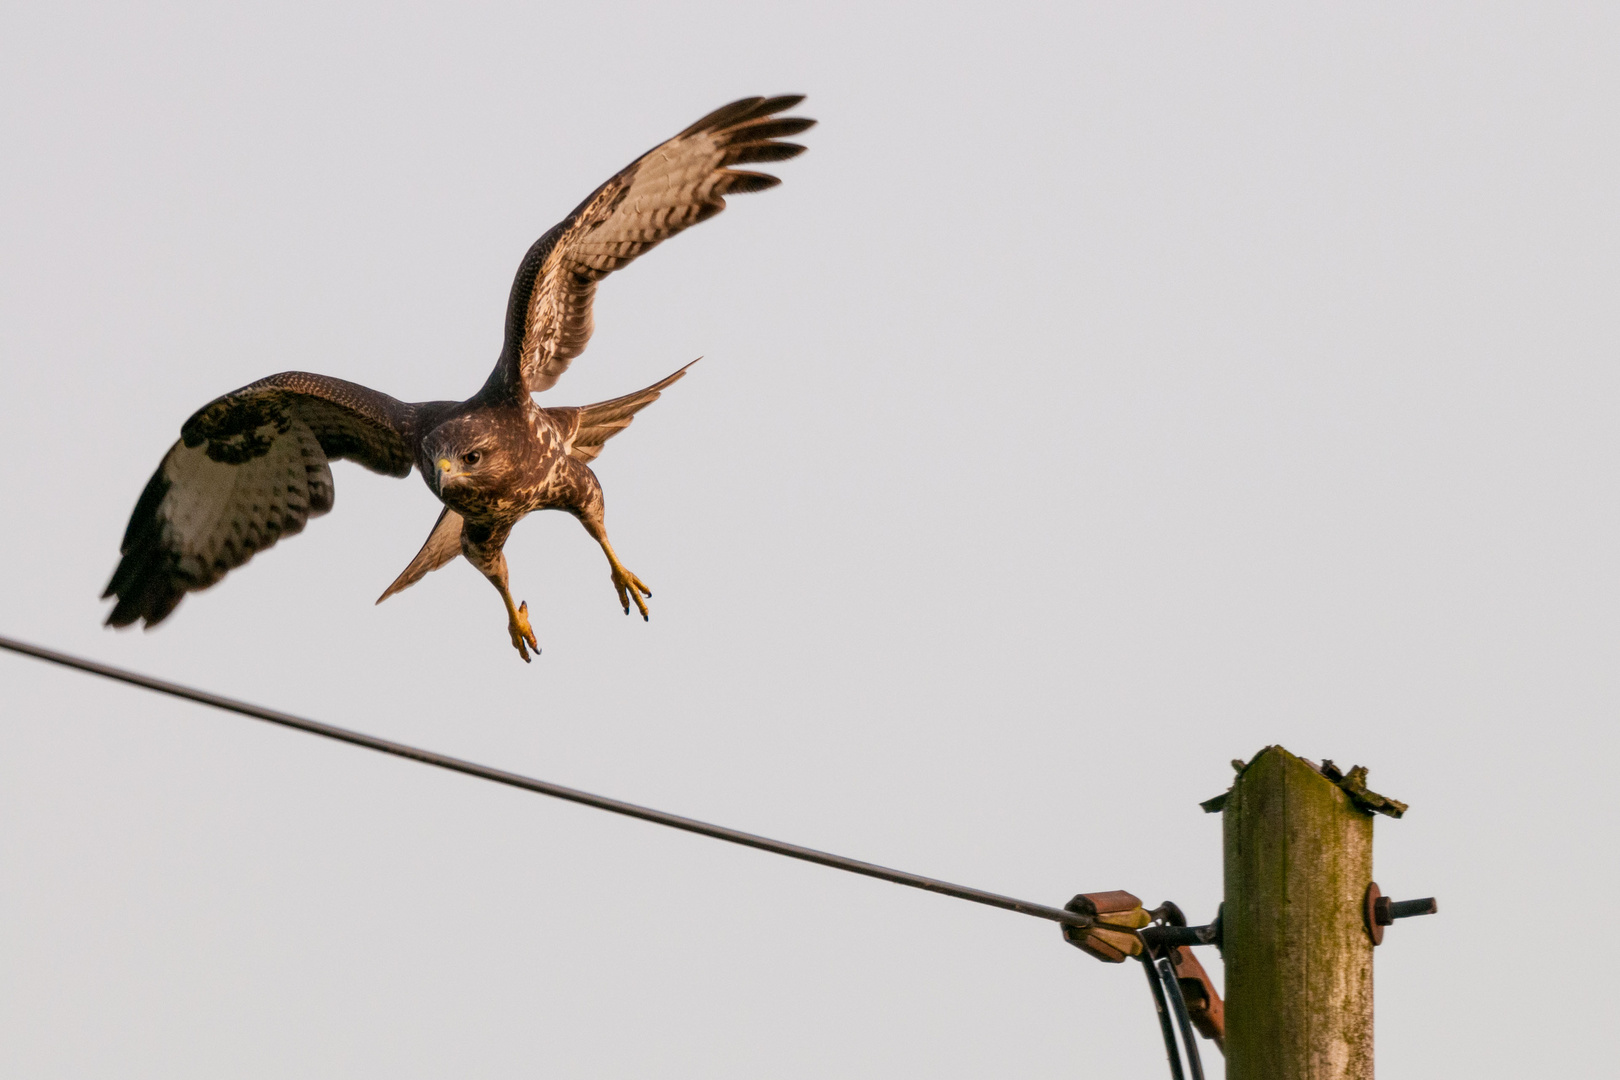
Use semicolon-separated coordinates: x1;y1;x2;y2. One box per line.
554;359;698;464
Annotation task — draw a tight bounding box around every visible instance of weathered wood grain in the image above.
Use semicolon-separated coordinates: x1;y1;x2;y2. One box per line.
1224;746;1374;1080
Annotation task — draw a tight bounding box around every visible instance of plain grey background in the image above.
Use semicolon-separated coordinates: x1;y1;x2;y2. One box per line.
2;2;1615;1076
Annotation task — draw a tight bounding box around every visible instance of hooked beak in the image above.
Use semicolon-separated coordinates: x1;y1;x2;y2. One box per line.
435;457;461;492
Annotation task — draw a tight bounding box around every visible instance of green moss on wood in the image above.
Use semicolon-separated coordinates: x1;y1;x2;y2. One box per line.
1223;746;1375;1080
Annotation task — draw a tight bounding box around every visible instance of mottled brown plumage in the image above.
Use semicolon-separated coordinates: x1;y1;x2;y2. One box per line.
103;96;812;660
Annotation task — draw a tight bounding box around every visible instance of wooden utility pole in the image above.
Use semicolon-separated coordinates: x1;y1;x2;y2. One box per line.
1220;746;1391;1080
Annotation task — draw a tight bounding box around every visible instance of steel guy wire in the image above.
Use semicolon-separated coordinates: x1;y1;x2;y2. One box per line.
0;634;1094;932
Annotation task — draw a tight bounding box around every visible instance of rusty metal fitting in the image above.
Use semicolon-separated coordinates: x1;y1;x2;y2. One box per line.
1168;945;1226;1052
1061;890;1150;962
1363;882;1439;945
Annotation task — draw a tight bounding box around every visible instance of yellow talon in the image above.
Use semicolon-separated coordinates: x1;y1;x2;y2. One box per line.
508;600;539;662
611;565;652;620
588;532;651;622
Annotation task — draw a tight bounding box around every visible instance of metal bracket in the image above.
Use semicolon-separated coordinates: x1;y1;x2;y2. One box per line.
1166;944;1224;1052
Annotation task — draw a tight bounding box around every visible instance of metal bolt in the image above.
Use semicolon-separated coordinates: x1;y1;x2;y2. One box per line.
1363;882;1438;945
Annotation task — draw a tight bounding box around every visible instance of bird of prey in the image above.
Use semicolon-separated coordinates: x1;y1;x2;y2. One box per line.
103;95;813;661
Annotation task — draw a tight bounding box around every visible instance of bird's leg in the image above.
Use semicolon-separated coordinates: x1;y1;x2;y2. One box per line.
493;577;540;662
463;527;538;662
577;511;651;620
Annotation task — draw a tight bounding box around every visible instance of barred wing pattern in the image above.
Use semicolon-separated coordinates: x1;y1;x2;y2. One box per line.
502;96;812;395
104;373;420;628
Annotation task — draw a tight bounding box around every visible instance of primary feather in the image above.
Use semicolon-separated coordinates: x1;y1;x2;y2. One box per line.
104;373;423;627
498;96;813;395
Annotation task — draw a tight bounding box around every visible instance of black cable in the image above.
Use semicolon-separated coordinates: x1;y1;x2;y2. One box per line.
1156;955;1206;1080
0;634;1092;931
1138;953;1186;1080
1144;900;1207;1079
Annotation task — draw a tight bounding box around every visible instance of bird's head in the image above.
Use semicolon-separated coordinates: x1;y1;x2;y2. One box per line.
423;419;502;501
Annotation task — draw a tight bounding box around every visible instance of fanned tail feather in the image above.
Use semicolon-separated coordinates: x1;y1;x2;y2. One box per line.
558;360;697;464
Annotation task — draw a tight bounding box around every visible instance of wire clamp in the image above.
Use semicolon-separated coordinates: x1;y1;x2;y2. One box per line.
1060;890;1151;962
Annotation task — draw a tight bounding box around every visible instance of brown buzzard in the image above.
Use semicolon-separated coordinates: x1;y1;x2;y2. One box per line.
103;96;813;661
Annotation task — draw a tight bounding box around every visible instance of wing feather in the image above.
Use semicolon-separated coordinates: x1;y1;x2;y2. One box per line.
375;507;465;603
497;96;812;396
104;372;420;628
182;371;419;476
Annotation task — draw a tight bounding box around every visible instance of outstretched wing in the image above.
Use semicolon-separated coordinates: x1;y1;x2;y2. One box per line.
104;372;420;628
550;362;695;465
497;95;813;396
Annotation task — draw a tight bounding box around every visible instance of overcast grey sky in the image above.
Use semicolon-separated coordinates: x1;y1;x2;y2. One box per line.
2;2;1616;1076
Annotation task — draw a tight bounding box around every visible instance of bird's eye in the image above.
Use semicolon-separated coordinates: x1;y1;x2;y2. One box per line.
461;450;482;466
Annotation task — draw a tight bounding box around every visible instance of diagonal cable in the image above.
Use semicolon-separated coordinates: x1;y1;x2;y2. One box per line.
0;634;1091;931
